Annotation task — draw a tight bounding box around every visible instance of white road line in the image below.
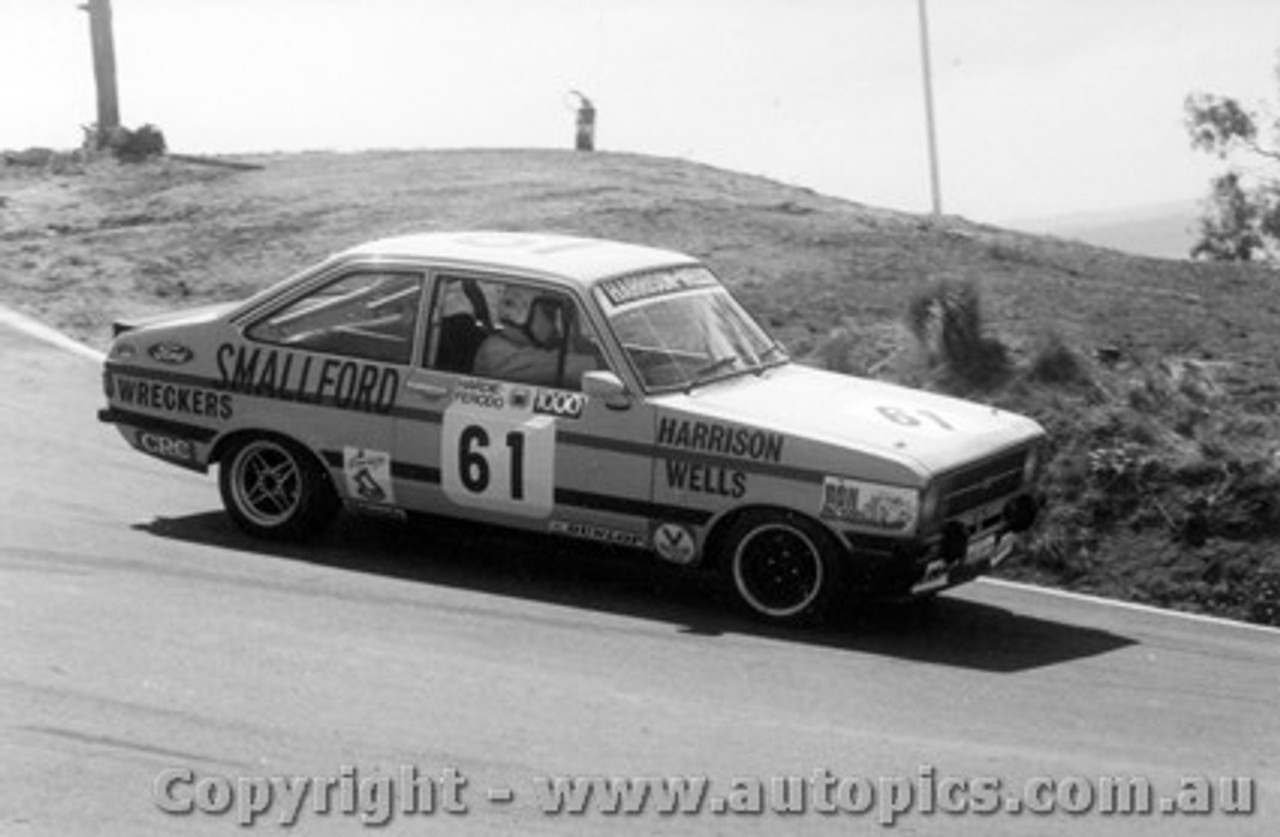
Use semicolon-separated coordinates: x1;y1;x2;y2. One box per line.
0;305;106;363
977;577;1280;635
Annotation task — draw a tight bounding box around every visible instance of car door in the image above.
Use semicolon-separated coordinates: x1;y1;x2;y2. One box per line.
234;268;425;511
393;272;655;548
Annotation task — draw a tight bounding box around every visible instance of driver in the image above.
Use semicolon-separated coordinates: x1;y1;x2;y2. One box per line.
472;285;599;388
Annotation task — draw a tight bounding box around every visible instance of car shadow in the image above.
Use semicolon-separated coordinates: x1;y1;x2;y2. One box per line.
135;510;1135;675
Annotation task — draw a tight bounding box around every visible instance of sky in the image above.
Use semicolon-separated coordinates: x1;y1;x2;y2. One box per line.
3;0;1279;225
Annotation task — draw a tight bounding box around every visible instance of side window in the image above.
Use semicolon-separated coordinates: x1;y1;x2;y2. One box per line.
426;276;604;391
247;272;423;365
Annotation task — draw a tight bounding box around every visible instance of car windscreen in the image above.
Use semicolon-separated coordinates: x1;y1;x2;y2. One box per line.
596;269;784;391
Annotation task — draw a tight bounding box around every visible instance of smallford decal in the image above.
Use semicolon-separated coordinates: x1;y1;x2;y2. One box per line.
215;343;399;414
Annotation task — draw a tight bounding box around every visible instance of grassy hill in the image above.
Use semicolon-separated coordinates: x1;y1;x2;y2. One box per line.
3;148;1278;625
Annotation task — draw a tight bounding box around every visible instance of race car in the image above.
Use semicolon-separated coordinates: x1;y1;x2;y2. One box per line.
99;231;1047;625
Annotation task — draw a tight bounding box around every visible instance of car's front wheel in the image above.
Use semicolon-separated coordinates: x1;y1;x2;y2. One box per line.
218;436;338;540
721;510;844;625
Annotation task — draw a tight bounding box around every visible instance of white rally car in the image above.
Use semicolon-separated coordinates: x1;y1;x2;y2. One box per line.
99;232;1046;625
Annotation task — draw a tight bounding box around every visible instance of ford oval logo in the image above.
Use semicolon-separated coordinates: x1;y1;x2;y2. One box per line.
148;342;194;365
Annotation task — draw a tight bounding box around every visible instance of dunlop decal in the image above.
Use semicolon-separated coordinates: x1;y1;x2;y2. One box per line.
549;520;647;549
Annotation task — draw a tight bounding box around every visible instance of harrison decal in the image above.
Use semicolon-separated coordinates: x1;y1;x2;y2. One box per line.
656;417;783;464
215;343;399;414
598;266;719;307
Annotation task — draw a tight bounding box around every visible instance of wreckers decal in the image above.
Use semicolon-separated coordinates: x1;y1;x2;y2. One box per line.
215;343;399;414
112;373;233;420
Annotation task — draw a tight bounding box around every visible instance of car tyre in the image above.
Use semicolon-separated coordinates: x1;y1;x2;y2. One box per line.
219;436;339;541
721;510;844;625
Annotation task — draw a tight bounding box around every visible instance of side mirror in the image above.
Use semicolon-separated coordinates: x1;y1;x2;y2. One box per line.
582;370;631;409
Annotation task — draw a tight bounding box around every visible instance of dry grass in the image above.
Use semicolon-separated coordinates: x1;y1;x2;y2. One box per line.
3;148;1278;624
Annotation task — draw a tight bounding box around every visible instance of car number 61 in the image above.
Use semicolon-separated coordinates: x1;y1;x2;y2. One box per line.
442;410;556;518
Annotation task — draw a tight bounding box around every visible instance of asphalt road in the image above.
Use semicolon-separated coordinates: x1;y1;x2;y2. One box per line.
1;318;1276;835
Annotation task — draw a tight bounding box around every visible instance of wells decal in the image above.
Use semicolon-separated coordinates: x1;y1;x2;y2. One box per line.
656;417;783;464
820;477;918;532
114;374;233;420
664;460;746;499
215;344;399;414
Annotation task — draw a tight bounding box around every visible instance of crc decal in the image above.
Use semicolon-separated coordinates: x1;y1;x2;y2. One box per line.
664;459;746;499
598;266;719;307
453;378;505;409
652;523;697;565
343;447;395;505
820;477;918;532
133;430;198;466
441;407;555;519
147;342;194;365
533;389;586;419
656;417;783;463
215;344;399;414
549;520;647;549
113;374;233;420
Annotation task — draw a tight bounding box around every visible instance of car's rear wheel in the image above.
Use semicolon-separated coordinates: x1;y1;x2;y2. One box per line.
721;510;844;625
218;436;338;540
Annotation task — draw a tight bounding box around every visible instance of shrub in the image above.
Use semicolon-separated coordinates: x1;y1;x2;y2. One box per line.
905;278;1009;390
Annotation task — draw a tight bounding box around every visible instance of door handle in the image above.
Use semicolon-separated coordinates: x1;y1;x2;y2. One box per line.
406;381;448;399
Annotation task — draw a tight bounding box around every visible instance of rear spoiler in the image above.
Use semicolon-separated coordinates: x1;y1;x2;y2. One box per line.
111;302;240;337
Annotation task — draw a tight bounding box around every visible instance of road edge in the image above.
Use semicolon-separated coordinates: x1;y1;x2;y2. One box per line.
0;304;105;363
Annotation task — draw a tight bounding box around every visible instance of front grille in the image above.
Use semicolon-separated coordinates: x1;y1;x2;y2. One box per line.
942;447;1028;517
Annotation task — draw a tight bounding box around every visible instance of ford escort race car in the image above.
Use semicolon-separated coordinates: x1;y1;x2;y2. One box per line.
99;231;1047;625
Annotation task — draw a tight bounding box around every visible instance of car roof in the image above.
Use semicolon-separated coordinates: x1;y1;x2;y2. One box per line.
339;231;701;289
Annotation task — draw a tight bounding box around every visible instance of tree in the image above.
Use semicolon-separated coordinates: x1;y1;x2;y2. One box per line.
1184;54;1280;264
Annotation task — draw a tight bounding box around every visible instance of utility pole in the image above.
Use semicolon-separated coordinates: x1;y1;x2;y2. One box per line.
917;0;943;216
80;0;121;148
